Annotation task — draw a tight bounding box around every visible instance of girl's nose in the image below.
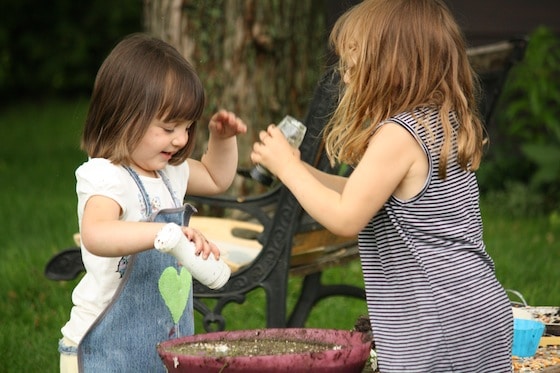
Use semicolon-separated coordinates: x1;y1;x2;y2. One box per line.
172;131;188;147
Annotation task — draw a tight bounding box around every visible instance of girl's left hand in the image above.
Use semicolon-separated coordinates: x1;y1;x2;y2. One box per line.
251;124;301;178
208;110;247;139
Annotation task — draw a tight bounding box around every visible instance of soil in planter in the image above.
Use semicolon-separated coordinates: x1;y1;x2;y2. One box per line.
167;338;342;357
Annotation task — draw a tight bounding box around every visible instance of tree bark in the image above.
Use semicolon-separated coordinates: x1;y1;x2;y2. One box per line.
144;0;329;195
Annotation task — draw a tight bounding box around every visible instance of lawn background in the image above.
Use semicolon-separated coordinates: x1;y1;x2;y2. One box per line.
0;99;558;372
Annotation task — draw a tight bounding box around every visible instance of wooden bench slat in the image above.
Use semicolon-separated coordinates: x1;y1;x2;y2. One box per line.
189;216;358;273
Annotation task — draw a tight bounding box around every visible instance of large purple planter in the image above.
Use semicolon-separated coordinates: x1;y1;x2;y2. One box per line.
157;328;372;373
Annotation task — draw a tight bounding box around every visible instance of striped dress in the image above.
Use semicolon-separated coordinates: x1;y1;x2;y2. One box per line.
359;108;513;372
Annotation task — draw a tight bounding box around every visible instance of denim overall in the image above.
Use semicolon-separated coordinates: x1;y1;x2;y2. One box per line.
78;167;195;372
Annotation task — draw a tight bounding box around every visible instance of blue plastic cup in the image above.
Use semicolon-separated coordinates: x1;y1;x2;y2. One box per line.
512;318;545;358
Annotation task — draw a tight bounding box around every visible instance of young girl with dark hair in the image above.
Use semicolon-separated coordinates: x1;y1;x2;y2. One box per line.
59;33;247;372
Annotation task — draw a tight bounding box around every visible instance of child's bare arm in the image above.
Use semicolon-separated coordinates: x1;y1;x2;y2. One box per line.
188;110;247;196
80;195;220;259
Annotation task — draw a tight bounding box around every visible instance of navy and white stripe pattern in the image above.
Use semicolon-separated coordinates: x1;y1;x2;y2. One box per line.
359;108;513;372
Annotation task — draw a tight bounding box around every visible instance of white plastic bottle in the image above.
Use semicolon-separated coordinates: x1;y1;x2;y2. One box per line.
154;223;231;289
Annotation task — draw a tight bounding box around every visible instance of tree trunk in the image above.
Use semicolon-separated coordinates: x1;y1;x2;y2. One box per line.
144;0;329;195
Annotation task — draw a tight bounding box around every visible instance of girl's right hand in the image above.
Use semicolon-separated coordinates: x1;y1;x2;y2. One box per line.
251;124;301;180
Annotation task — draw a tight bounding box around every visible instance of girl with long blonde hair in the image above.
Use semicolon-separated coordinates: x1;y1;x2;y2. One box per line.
252;1;512;371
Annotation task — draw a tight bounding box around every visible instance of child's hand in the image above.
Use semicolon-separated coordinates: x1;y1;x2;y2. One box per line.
181;226;221;260
251;124;301;178
208;110;247;140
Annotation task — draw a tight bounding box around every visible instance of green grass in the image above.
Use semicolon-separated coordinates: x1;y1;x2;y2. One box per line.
0;99;87;371
481;204;560;306
1;99;558;372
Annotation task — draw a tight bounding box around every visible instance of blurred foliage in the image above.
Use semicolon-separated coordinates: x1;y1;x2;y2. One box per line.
482;181;545;219
0;0;142;103
479;26;560;216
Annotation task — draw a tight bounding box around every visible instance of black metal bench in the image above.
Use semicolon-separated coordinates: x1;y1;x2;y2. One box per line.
45;37;527;333
187;66;363;331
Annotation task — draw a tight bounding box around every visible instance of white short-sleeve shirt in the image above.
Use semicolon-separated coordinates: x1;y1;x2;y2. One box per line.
61;158;189;344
